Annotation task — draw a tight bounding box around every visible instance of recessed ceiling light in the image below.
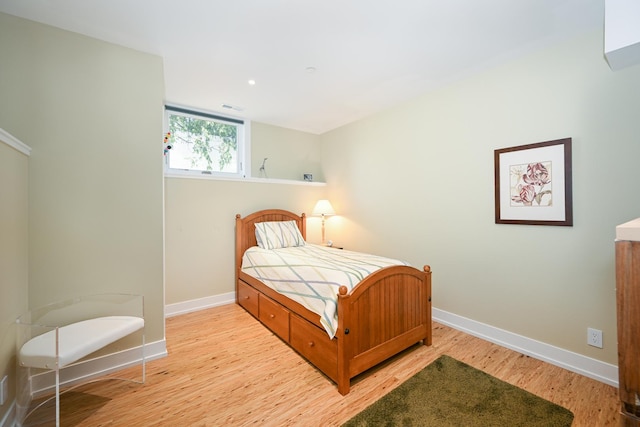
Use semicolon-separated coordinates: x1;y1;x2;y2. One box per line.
305;67;316;73
248;79;256;85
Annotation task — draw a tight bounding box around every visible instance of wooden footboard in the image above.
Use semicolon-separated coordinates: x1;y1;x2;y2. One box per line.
336;265;431;394
235;209;432;395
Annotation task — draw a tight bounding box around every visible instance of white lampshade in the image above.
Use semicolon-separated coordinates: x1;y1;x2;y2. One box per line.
312;199;335;216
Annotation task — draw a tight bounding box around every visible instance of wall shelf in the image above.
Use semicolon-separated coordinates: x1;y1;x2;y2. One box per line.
164;173;326;186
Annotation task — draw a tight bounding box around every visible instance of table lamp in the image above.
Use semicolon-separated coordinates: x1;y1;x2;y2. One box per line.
312;199;335;245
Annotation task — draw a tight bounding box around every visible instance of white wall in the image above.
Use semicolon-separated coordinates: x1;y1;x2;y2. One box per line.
0;13;165;348
320;30;640;366
164;177;327;307
251;122;323;181
0;132;29;423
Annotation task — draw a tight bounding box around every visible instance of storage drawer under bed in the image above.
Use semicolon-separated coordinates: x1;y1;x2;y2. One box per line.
237;279;338;382
290;313;338;381
259;293;290;341
237;280;259;318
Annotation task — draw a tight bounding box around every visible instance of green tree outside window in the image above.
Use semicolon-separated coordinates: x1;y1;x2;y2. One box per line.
168;113;238;172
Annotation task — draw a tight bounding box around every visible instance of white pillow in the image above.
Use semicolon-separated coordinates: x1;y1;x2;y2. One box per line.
255;221;305;250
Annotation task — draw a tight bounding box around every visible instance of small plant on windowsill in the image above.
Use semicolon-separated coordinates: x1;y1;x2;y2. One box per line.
163;132;172;156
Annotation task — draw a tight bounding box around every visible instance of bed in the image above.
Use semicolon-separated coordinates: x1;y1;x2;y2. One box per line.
235;209;432;395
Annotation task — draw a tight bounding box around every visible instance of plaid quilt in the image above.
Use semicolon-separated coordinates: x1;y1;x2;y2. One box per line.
241;244;407;338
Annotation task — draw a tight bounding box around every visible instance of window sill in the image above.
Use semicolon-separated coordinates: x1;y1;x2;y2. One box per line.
164;173;326;186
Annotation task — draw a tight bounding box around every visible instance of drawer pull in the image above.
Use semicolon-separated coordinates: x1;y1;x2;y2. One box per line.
269;314;275;319
308;341;315;347
244;295;250;300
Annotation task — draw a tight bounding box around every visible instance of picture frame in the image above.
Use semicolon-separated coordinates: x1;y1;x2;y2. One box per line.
494;138;572;226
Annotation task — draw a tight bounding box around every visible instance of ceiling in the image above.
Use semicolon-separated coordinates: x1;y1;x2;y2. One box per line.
0;0;604;134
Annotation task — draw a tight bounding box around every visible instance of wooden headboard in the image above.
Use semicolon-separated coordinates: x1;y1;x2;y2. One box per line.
235;209;306;279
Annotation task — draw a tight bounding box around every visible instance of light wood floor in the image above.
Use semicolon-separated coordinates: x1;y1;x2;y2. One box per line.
26;304;620;426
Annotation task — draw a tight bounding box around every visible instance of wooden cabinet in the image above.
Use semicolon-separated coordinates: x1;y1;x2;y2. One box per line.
616;218;640;425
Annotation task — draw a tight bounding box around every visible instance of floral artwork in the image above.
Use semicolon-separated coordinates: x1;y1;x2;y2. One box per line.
494;138;572;226
510;161;552;207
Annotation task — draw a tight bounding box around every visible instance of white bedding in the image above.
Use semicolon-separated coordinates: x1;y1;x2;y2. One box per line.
241;244;407;338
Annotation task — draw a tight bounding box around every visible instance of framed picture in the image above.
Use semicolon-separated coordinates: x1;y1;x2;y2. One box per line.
494;138;572;226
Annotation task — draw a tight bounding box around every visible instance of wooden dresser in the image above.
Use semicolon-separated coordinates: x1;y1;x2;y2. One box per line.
616;218;640;425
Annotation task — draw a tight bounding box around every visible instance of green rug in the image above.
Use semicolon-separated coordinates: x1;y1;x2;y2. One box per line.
343;355;574;427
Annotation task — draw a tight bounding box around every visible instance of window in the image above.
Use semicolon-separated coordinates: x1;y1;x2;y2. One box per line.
164;105;247;178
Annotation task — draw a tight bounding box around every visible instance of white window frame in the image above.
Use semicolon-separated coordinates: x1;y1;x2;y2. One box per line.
164;105;250;179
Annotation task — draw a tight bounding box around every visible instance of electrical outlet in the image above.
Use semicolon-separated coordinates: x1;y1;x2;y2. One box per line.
588;328;603;348
0;375;7;405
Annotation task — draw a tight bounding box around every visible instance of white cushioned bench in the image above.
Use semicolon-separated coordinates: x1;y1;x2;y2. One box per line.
19;316;144;369
15;294;145;427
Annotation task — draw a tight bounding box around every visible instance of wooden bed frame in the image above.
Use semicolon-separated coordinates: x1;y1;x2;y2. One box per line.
235;209;432;395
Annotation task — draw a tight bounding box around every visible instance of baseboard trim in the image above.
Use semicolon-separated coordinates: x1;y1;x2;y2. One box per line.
29;339;167;397
163;296;619;387
433;308;618;387
165;292;235;318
